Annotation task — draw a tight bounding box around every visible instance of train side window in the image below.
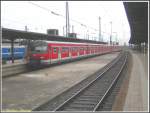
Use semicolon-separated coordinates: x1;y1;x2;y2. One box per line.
62;47;69;53
71;47;74;52
62;48;64;52
71;48;74;52
72;47;75;52
85;47;87;51
75;47;78;52
80;47;84;51
53;47;57;53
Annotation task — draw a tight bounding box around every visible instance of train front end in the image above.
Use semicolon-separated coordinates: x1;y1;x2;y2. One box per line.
28;41;50;67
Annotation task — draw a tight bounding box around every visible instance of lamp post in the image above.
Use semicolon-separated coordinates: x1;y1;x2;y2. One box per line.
99;16;101;42
66;1;70;37
63;26;65;36
110;21;112;45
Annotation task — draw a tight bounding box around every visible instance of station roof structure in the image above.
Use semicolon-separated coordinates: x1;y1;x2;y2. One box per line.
123;2;148;44
2;28;107;44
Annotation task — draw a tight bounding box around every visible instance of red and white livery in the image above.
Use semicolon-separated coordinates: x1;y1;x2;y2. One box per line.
28;40;121;66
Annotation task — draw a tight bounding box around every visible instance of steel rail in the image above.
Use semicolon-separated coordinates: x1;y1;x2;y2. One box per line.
93;52;127;111
53;52;126;111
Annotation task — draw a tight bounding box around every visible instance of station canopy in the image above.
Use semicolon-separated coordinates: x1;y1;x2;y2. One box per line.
2;28;107;44
123;2;148;44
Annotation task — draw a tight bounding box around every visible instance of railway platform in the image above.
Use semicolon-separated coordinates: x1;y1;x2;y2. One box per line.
112;50;148;111
123;50;148;111
2;52;119;111
2;60;25;67
2;60;27;78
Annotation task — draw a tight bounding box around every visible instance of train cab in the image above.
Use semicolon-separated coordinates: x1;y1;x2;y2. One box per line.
28;41;50;66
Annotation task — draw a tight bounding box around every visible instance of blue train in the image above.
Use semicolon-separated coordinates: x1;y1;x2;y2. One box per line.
2;46;26;60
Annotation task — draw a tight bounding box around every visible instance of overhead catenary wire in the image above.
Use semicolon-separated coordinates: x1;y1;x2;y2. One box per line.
2;18;53;33
28;1;99;32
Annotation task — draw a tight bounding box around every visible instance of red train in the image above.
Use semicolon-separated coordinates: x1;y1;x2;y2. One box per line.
27;40;121;66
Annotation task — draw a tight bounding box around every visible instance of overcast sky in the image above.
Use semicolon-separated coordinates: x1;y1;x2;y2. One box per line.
1;1;130;45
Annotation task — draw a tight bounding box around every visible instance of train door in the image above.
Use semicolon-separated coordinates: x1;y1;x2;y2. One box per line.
48;46;51;64
58;47;61;60
77;47;79;56
51;47;59;62
69;47;72;58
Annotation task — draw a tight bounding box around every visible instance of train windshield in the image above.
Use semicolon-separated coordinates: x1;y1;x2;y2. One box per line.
31;45;47;54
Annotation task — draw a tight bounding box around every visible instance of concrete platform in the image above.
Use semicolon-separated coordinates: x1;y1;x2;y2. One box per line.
2;59;25;68
123;50;148;111
112;50;148;111
2;52;119;111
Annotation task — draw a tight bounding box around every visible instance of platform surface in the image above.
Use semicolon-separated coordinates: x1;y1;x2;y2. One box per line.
123;51;148;111
2;59;26;68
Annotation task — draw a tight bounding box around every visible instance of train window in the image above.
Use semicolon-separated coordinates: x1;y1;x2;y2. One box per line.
71;48;74;51
80;48;84;51
71;47;74;52
62;47;69;53
72;47;78;52
31;46;47;53
85;47;87;50
75;47;78;51
53;48;57;53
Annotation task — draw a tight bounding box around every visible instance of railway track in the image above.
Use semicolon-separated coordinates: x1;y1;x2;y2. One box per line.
53;51;128;111
33;51;128;111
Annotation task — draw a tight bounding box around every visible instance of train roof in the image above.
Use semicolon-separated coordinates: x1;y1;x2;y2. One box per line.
36;40;107;46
